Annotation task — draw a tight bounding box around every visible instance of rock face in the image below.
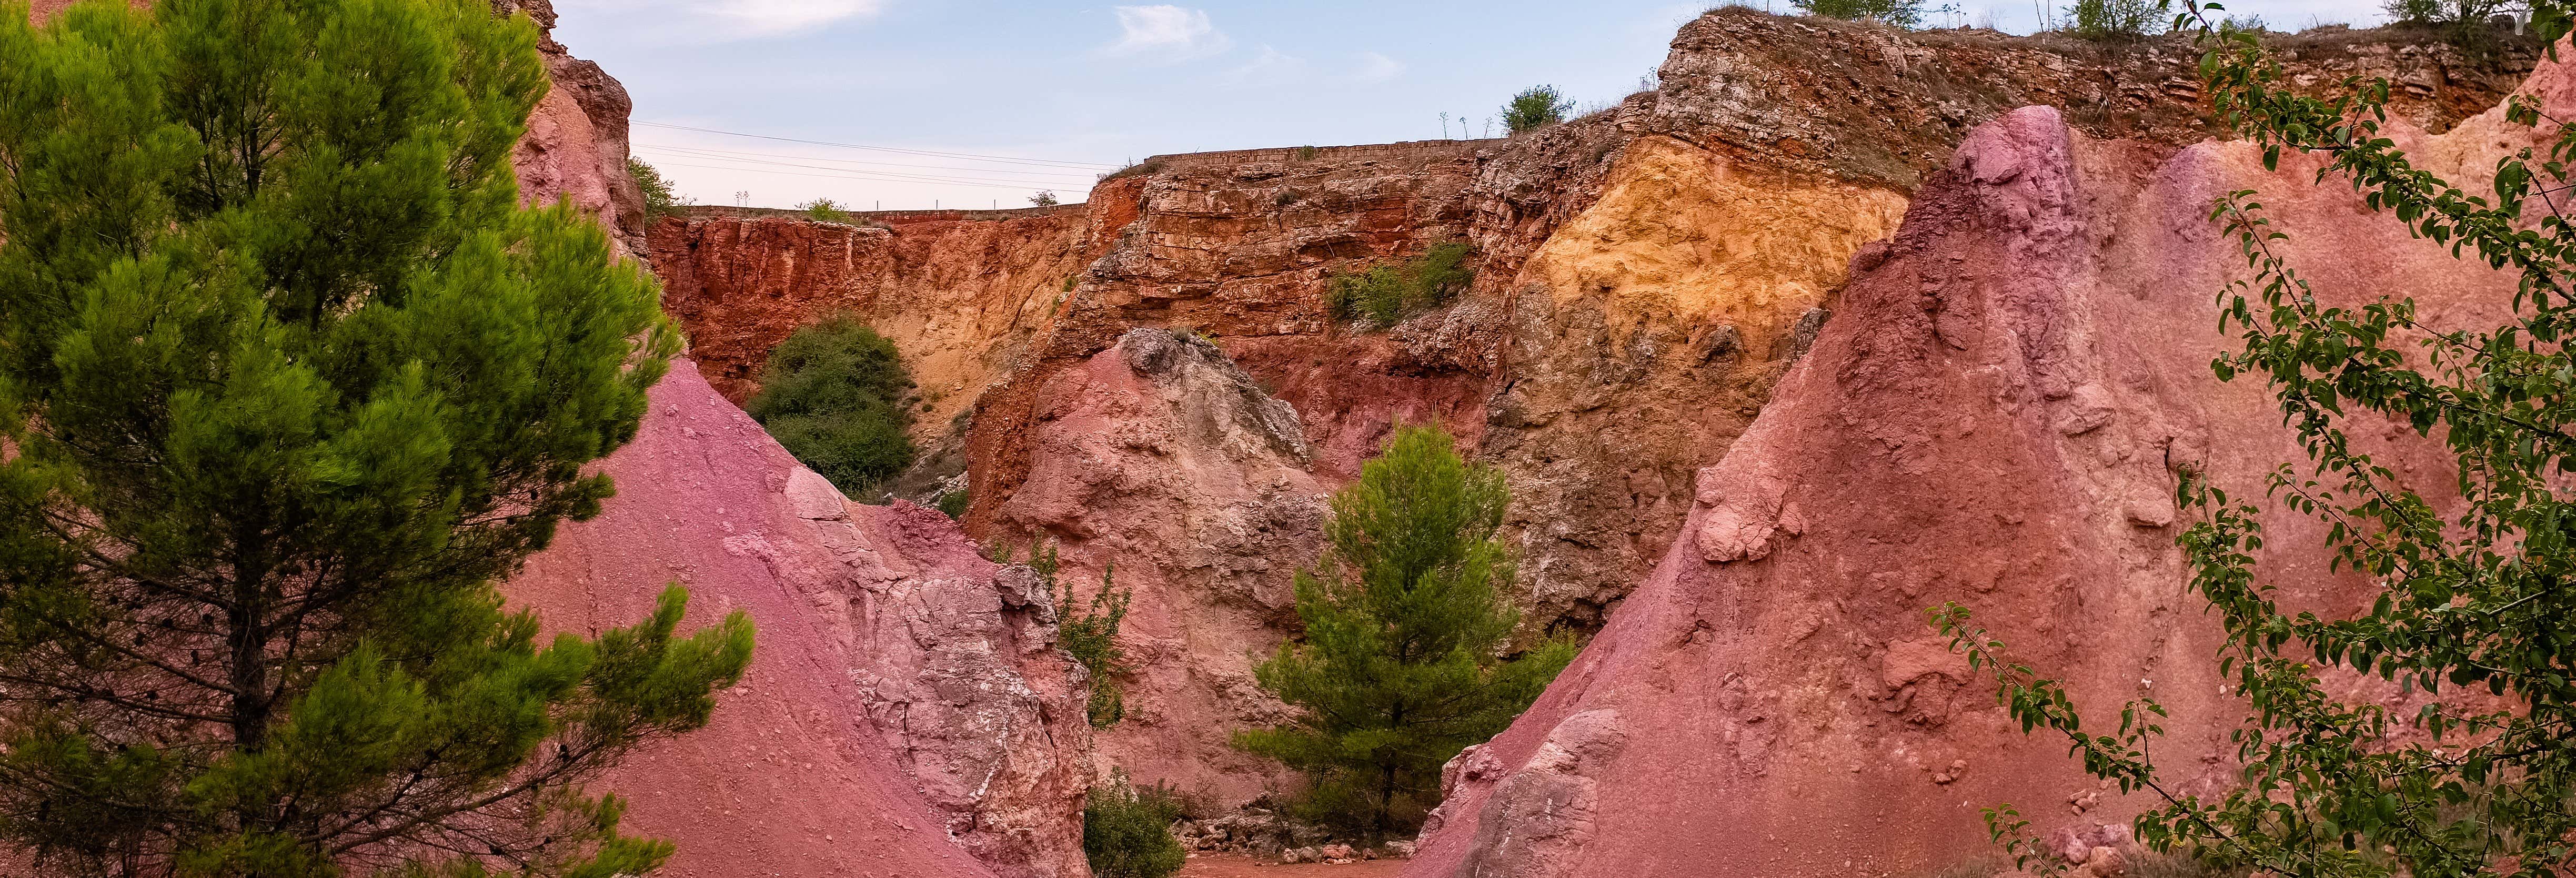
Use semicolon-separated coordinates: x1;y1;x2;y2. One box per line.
995;328;1329;805
506;362;1089;878
641;10;2543;807
496;0;651;256
1402;51;2567;878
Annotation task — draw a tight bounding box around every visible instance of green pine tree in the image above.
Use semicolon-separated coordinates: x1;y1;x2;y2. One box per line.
1234;425;1574;838
0;1;754;875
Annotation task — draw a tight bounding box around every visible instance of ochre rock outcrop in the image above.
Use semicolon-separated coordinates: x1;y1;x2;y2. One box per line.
506;361;1089;878
1402;49;2567;878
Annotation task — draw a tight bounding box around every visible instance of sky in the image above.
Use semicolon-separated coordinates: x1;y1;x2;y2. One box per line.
555;0;2393;211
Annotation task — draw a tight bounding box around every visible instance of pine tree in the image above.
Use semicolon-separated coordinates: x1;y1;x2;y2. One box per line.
1234;425;1573;837
0;1;754;875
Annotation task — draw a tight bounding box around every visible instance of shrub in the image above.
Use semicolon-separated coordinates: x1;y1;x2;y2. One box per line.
1792;0;1926;27
2065;0;2161;39
1083;775;1186;878
630;157;693;221
937;487;972;519
1325;241;1476;330
1027;543;1135;727
1501;85;1572;134
1234;425;1576;837
747;315;918;496
1030;190;1060;207
798;197;852;223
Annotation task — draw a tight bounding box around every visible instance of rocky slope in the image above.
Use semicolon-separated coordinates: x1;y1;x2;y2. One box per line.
644;11;2541;810
1404;47;2567;878
505;362;1089;878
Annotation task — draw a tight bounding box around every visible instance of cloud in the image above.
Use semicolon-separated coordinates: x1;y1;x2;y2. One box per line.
1099;5;1232;63
1220;45;1305;86
555;0;885;43
1219;47;1403;89
696;0;885;35
1350;51;1403;84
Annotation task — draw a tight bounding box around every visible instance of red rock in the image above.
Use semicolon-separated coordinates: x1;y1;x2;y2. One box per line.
508;361;1085;878
1403;52;2569;878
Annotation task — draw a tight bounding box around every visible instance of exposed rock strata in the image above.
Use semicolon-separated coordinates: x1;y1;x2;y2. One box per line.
506;362;1088;878
1403;52;2566;878
641;11;2543;808
995;328;1329;805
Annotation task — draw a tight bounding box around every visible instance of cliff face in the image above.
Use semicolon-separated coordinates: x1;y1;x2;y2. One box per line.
1404;50;2568;878
641;10;2542;811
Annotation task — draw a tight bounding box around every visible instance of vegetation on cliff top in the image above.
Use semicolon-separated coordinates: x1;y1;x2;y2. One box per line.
1325;241;1476;330
1943;4;2576;878
1236;425;1576;837
1501;84;1572;134
1790;0;1926;28
748;315;920;497
632;157;692;222
0;0;755;873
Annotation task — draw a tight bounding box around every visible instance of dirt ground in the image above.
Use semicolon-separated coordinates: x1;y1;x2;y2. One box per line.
1176;853;1411;877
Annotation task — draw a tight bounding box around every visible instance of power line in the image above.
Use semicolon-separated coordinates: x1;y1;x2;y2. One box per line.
643;160;1086;194
633;121;1119;170
635;146;1094;190
636;143;1098;184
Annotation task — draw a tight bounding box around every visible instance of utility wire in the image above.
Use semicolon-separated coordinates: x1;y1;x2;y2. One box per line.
634;146;1094;189
637;143;1098;184
633;120;1119;170
643;160;1086;194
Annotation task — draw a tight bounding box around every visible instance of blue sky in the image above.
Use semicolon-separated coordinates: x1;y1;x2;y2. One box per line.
555;1;2391;211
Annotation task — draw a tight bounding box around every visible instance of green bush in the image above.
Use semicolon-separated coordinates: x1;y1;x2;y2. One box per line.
2065;0;2161;39
798;197;852;223
1083;775;1186;878
1501;85;1571;134
1023;543;1135;727
1791;0;1925;27
747;316;918;496
937;487;972;519
630;157;691;221
1325;241;1475;330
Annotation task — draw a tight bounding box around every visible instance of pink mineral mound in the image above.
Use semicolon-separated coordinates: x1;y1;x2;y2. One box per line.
1406;58;2576;878
505;361;1000;878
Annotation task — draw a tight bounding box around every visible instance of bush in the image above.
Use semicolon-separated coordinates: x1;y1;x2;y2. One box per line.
1024;543;1135;727
630;157;692;221
2065;0;2161;39
1084;775;1186;878
1501;85;1572;134
1030;190;1060;207
747;315;918;495
937;487;972;519
1324;241;1475;330
798;197;852;223
1792;0;1926;27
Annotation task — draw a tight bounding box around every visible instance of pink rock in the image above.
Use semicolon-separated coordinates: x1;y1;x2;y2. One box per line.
508;361;1088;878
1405;52;2575;878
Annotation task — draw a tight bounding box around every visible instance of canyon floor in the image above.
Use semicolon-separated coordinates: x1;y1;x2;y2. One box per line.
1178;854;1408;877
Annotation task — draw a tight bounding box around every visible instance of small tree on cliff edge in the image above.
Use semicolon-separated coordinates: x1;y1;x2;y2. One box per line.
1500;85;1572;134
1939;5;2576;878
1235;425;1574;837
0;1;754;874
1792;0;1928;28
